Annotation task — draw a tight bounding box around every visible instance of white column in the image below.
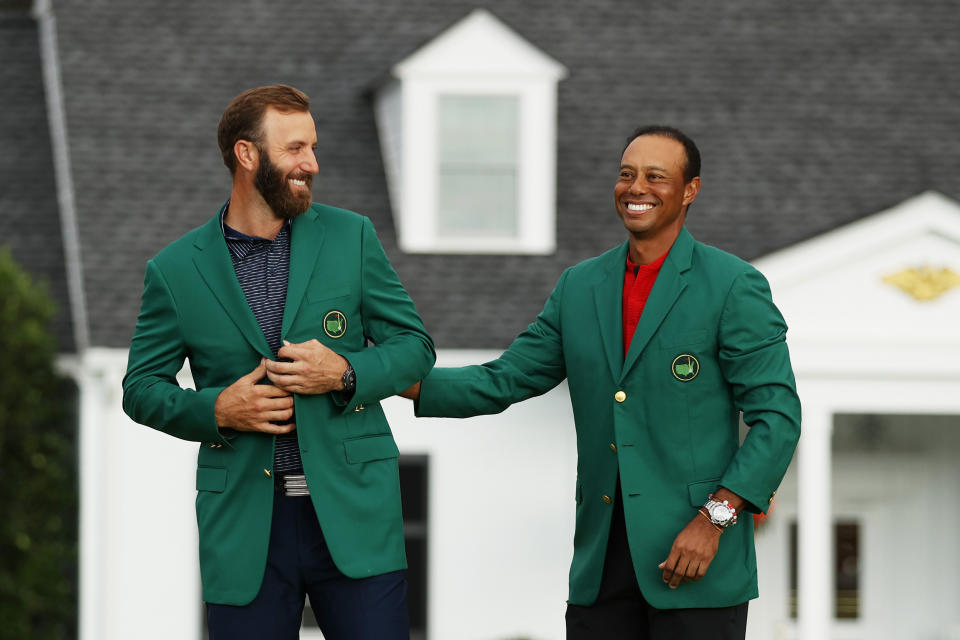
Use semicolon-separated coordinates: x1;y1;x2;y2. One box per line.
797;405;833;640
78;356;107;640
79;350;203;640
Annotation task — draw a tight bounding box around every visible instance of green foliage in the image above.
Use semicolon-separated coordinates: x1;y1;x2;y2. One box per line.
0;248;78;640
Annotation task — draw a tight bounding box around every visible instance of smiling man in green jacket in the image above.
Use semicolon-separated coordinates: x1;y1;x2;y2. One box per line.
403;126;800;639
123;85;434;640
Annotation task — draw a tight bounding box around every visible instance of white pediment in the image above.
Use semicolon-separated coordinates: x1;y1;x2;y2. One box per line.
392;9;567;80
752;192;960;376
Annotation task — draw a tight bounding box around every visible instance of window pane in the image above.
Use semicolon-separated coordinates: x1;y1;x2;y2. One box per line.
788;520;860;620
438;94;518;164
436;95;518;237
437;170;517;236
834;522;859;619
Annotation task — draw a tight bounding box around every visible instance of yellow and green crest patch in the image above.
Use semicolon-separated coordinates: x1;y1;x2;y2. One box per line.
671;354;700;381
323;310;347;338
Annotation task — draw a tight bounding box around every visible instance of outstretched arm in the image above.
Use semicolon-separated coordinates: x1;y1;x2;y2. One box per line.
412;269;571;418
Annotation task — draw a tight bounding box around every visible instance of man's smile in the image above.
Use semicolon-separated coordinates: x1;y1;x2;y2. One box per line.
288;175;312;191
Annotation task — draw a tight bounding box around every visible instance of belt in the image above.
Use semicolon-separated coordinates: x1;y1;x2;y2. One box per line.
276;474;310;497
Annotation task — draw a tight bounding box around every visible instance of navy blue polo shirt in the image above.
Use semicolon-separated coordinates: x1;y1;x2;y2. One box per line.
221;206;302;475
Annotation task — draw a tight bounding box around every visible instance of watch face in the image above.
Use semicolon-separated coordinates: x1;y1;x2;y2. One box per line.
709;503;733;525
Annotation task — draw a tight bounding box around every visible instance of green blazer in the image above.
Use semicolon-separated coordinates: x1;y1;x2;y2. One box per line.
417;228;800;609
122;203;434;605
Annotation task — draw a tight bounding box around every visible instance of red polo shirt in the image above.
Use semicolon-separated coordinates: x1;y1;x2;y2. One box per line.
622;251;668;355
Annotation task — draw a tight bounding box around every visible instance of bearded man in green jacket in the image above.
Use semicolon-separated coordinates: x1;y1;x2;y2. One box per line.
123;85;434;640
403;126;801;640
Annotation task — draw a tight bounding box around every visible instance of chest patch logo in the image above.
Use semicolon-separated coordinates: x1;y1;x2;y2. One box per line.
323;310;347;339
672;354;700;381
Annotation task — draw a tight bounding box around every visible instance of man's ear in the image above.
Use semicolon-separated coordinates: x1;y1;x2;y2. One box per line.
682;176;701;206
234;140;259;173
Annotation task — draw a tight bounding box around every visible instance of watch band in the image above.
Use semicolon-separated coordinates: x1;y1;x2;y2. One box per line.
340;362;356;396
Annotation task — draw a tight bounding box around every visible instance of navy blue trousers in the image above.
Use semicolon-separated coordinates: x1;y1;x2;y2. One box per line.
206;492;410;640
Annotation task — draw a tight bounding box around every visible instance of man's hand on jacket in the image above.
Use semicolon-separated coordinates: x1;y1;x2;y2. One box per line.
265;339;349;395
214;359;295;434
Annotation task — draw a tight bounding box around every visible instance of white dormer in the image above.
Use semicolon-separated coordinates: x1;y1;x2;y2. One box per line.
374;9;568;254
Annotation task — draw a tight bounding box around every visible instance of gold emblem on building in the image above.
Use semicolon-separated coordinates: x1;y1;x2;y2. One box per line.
883;266;960;301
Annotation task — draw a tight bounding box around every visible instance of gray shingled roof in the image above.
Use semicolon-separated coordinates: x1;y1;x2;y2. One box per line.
21;0;960;350
0;13;75;352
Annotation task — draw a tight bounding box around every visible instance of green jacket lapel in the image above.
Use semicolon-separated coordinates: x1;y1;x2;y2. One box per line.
594;242;628;382
621;228;694;379
192;207;272;357
282;206;326;338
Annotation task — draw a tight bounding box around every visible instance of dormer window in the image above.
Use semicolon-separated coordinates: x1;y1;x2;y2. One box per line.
374;9;567;254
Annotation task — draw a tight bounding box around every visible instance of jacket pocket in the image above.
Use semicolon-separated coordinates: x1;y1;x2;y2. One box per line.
659;329;708;350
343;434;400;464
196;466;227;493
306;287;351;305
687;478;720;507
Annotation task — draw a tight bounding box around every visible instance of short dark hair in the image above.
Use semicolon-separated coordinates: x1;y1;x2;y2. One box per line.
217;84;311;174
622;125;701;183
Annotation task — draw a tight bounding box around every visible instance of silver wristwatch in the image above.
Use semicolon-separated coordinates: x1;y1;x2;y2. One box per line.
702;495;738;528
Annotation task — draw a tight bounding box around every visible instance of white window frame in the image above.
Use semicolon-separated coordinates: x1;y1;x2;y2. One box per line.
400;77;556;254
374;9;567;255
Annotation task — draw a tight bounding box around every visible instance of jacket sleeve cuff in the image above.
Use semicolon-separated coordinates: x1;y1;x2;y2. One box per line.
193;386;232;445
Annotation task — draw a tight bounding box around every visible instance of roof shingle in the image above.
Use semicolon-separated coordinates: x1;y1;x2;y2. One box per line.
13;0;960;349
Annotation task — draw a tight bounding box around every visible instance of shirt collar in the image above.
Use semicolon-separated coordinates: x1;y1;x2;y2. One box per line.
220;200;291;242
625;250;668;275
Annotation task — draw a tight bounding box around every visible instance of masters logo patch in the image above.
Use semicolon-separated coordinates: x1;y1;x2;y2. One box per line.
671;354;700;381
323;310;347;339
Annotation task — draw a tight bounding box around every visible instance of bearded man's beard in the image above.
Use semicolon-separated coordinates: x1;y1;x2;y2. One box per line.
254;149;313;219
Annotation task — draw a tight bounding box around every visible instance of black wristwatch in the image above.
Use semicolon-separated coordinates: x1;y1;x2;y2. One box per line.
340;362;356;395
